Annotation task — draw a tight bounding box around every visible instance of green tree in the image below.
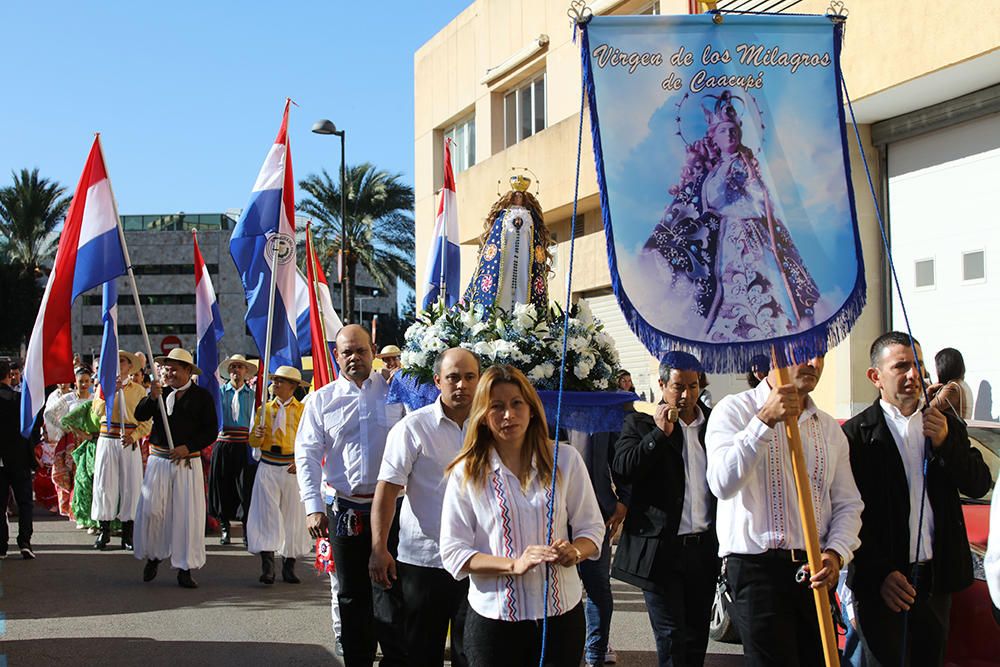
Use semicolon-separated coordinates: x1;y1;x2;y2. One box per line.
299;164;414;324
0;168;71;273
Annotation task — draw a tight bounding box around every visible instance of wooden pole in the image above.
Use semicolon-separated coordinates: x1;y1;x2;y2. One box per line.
772;348;838;667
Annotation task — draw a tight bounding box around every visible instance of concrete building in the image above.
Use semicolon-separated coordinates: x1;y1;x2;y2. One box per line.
413;0;1000;417
71;212;396;367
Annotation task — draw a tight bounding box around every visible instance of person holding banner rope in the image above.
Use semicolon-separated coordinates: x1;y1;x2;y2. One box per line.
844;332;990;666
133;348;218;589
705;354;863;666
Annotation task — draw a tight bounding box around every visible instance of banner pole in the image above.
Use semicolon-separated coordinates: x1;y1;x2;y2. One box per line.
99;134;175;451
772;347;838;667
307;226;335;382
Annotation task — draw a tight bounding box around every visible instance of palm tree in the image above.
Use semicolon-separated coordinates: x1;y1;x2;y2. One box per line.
0;168;70;273
299;163;415;324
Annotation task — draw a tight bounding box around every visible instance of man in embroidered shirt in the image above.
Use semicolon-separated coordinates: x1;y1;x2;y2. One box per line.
844;332;990;666
209;354;258;546
368;347;480;667
612;351;716;667
297;324;405;667
248;365;310;585
706;354;863;666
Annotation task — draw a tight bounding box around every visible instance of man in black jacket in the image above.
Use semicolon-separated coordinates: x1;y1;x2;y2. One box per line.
612;351;717;666
0;359;37;559
132;348;218;589
844;332;991;666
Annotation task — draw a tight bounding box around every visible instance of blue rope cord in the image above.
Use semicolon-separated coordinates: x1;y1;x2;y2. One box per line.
842;80;931;667
538;19;589;667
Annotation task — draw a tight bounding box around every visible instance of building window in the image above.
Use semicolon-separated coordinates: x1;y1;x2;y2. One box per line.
962;250;985;282
444;115;476;173
914;258;935;288
504;73;546;148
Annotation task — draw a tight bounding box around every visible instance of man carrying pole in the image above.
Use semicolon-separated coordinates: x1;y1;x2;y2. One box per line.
706;355;863;666
133;348;218;588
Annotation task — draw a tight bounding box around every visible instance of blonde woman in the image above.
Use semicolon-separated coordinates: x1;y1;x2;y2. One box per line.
440;365;604;666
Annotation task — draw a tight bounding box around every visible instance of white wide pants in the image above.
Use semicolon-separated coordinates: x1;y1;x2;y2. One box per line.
133;456;206;571
247;462;311;559
91;436;143;522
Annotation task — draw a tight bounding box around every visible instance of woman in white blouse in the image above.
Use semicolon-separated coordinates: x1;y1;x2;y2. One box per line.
440;365;605;666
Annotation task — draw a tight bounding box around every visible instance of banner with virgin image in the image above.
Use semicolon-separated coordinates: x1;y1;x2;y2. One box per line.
583;13;864;371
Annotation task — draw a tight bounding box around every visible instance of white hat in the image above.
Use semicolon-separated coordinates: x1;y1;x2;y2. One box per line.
269;365;307;386
218;354;259;378
378;345;402;358
154;348;202;376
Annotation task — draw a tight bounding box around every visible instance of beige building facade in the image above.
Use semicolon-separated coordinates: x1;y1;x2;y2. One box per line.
414;0;1000;417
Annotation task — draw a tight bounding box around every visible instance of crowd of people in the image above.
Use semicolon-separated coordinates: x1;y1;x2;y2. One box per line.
1;328;998;667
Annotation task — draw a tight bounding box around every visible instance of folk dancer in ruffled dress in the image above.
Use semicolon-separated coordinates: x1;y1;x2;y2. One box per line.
64;397;101;532
44;367;93;519
133;348;218;589
209;354;258;546
247;365;311;585
91;351;152;551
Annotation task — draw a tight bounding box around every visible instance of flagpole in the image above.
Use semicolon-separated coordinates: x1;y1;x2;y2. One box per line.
257;237;281;428
98;134;176;451
438;139;450;307
771;347;838;667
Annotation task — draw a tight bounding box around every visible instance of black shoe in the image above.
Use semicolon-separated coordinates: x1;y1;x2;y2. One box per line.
242;522;248;548
19;544;35;560
177;569;198;589
143;559;160;582
282;557;300;584
94;521;111;550
121;521;134;551
259;551;275;585
220;521;231;545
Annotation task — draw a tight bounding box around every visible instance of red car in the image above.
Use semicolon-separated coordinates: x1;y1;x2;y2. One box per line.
945;420;1000;667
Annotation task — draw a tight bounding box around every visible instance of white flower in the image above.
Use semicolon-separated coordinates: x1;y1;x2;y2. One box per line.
576;301;595;325
473;341;496;359
471;322;489;336
527;362;556;382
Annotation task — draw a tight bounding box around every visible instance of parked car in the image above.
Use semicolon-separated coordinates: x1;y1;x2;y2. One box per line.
708;420;1000;661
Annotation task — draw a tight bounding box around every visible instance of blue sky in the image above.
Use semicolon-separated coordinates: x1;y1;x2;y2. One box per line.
0;1;470;214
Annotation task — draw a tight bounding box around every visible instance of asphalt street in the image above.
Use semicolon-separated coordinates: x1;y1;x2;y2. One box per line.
1;509;743;666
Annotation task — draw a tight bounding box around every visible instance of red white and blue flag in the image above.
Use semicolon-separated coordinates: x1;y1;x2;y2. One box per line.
21;136;127;436
97;279;121;428
422;138;460;310
229;100;300;373
305;224;343;388
194;232;224;430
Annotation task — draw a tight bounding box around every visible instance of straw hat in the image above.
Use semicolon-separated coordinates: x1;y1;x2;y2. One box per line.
270;365;308;386
118;350;141;374
154;348;202;375
378;345;402;359
218;354;259;378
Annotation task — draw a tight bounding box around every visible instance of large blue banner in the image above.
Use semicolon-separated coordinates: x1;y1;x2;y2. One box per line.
584;14;864;371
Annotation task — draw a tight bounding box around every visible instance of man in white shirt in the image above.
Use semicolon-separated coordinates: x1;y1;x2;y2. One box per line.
368;347;480;667
843;332;990;666
297;324;405;667
706;354;863;666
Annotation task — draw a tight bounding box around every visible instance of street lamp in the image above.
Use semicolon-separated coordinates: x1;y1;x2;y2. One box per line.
357;288;380;330
311;119;349;322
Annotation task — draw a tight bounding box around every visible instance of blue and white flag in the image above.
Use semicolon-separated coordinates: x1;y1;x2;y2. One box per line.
582;13;864;370
194;232;225;430
230;100;300;373
422;138;460;310
98;279;120;428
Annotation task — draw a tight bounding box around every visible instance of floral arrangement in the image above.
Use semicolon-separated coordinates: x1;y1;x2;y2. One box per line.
401;300;621;392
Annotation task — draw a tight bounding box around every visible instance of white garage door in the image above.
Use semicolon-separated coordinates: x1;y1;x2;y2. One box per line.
583;293;658;401
888;112;1000;420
